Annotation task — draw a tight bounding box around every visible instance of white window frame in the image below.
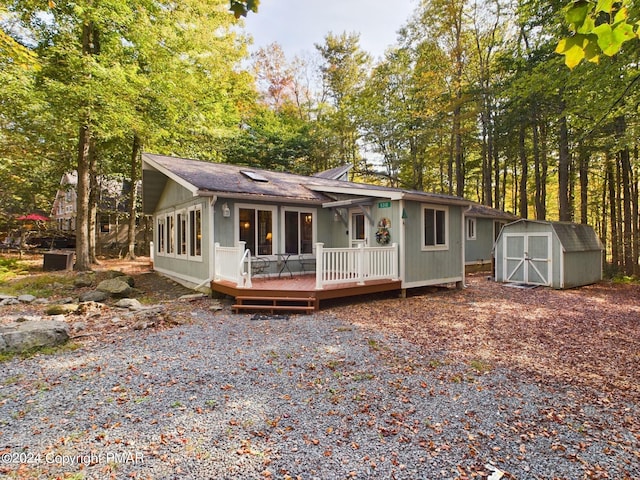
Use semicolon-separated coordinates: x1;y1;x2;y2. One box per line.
176;209;188;257
421;204;449;251
188;205;203;261
156;217;165;255
282;207;317;256
466;217;476;241
166;212;175;256
235;203;277;257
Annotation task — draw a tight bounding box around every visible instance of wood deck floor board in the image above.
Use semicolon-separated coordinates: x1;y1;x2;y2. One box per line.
212;274;402;311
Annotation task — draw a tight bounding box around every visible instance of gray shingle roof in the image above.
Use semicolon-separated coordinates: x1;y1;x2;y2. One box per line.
551;222;603;252
466;203;518;220
142;153;470;206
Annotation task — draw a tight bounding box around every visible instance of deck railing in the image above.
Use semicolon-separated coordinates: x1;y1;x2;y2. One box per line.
214;241;252;287
315;242;399;289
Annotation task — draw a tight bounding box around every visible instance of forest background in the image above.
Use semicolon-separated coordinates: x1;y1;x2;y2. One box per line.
1;0;638;274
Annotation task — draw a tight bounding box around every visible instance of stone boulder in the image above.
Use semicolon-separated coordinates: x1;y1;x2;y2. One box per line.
73;275;94;288
78;290;110;303
17;294;37;304
114;298;144;310
0;320;70;353
96;278;132;298
46;304;79;315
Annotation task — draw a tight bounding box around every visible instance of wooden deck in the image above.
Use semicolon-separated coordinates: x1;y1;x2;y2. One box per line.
211;275;402;313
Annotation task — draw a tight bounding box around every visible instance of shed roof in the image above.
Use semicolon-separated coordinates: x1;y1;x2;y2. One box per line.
141;153;470;211
505;219;603;252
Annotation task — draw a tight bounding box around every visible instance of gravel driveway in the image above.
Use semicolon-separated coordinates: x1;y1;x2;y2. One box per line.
1;308;639;479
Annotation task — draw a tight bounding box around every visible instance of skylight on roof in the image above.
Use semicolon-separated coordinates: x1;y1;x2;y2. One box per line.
241;170;269;182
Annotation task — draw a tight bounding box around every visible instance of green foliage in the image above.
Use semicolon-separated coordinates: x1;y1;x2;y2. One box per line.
556;0;638;68
0;258;29;282
0;271;74;297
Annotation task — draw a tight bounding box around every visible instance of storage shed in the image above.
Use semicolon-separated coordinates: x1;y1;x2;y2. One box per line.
494;220;603;289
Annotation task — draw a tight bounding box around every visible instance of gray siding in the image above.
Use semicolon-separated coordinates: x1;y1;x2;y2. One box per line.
153;180;211;287
403;202;463;287
465;217;495;264
562;251;602;288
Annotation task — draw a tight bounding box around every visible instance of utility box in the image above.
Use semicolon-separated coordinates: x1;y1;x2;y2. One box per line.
43;251;75;271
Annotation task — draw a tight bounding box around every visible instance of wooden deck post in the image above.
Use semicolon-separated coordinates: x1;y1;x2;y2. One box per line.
315;243;324;289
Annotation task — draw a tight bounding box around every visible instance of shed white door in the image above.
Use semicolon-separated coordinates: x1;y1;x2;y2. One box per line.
503;233;551;285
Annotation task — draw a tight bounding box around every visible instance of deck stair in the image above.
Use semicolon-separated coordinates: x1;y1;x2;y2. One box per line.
232;295;317;314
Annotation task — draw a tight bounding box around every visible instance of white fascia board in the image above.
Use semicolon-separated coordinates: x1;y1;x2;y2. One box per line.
306;184;403;200
142;153;199;196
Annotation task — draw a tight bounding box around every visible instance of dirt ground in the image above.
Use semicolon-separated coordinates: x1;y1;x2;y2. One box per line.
328;274;640;405
3;255;640;408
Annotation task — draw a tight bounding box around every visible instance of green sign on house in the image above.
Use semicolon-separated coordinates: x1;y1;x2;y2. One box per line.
378;201;391;208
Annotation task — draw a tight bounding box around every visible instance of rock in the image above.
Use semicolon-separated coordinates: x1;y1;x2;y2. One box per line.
0;294;16;301
32;298;49;305
78;290;109;303
0;320;69;353
73;275;94;288
96;279;132;298
17;294;37;304
49;314;67;322
105;270;126;278
1;298;19;306
119;275;135;287
46;304;79;315
114;298;143;310
58;297;75;304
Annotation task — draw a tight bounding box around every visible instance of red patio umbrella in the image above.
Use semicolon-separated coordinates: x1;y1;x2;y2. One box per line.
16;213;50;222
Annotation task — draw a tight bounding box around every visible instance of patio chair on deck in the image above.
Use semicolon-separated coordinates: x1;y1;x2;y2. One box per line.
298;254;316;274
251;256;270;276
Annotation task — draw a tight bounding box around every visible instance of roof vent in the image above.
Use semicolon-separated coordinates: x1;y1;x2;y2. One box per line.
241;170;269;182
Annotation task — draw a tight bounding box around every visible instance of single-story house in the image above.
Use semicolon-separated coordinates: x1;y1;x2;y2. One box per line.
142;153;472;310
494;219;603;289
464;203;518;268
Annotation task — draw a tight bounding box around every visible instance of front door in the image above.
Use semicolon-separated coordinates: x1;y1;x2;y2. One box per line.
503;233;551;285
350;212;367;247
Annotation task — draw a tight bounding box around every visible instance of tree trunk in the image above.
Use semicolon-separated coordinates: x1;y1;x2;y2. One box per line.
125;134;141;260
607;154;619;268
518;123;528;218
558;113;571;221
579;141;589;224
616;116;633;275
74;21;99;272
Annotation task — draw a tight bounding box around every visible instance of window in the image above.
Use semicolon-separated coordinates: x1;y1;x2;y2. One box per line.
423;206;448;249
157;217;165;254
166;214;174;254
284;209;314;254
466;217;476;240
176;211;187;256
238;206;274;255
189;206;202;258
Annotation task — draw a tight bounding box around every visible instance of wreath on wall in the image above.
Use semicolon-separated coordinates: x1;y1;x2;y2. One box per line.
376;217;391;245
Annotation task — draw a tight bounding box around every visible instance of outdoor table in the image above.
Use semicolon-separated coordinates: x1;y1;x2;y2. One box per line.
277;253;293;278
